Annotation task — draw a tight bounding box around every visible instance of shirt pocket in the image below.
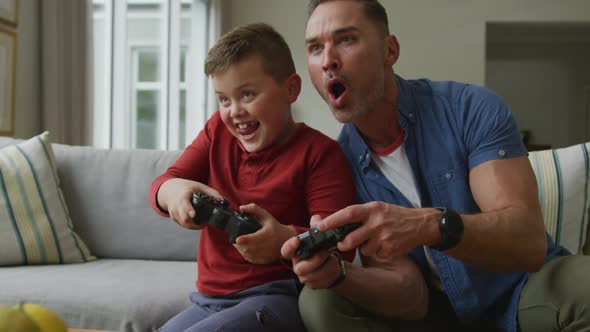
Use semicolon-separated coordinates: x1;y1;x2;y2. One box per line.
429;166;475;209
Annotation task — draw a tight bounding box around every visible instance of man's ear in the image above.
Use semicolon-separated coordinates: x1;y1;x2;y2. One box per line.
286;73;302;103
384;34;400;66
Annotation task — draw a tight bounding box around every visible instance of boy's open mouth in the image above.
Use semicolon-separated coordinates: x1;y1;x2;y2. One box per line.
235;121;260;136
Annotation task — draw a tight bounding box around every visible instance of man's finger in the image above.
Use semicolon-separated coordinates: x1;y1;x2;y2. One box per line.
317;204;367;232
310;214;322;227
281;236;300;259
292;250;331;276
337;223;372;251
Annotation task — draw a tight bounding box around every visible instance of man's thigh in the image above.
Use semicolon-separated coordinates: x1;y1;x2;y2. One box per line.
299;286;467;332
518;255;590;332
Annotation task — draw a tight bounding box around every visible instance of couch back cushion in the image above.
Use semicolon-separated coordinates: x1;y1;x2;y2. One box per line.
0;132;95;265
528;142;590;254
0;136;198;261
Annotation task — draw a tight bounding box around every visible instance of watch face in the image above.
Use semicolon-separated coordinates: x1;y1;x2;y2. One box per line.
436;208;464;251
443;212;463;236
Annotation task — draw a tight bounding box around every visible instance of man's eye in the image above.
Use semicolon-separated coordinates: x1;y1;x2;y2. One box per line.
309;44;323;54
338;36;354;44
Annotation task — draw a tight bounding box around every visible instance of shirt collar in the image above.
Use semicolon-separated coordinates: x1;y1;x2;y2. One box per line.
343;74;416;169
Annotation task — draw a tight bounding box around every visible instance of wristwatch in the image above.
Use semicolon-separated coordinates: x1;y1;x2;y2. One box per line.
430;207;464;251
328;251;346;288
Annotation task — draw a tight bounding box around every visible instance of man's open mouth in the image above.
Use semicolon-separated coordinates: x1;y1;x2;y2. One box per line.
327;78;348;103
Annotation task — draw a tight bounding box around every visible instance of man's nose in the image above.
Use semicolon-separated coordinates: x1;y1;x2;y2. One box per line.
321;45;341;71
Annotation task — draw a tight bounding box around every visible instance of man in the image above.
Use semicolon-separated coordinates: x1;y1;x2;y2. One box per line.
281;0;590;331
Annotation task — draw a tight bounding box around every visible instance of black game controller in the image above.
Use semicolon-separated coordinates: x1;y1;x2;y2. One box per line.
295;222;362;259
191;193;262;243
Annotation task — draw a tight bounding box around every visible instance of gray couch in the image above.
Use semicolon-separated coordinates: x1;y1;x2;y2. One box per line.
0;136;198;332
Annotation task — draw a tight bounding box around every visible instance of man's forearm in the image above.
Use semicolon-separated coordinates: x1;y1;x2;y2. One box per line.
333;256;428;320
445;207;546;272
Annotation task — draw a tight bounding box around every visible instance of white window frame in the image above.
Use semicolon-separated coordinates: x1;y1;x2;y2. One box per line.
93;0;217;150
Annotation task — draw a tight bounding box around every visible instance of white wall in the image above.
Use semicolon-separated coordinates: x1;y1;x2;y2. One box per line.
221;0;590;139
486;24;590;148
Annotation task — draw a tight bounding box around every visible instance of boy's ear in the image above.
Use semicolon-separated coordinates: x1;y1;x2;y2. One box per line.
286;73;302;104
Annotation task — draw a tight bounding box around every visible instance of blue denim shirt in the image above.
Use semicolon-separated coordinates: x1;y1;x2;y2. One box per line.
338;75;569;332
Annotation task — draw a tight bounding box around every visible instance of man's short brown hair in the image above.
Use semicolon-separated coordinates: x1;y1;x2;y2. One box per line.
307;0;390;37
205;22;296;83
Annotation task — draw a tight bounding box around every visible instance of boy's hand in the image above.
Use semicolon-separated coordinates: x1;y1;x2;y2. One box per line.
157;178;222;230
233;203;298;264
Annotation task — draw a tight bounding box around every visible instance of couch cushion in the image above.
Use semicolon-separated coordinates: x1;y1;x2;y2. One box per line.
0;132;95;265
528;142;590;254
50;143;199;261
0;258;196;331
0;135;198;261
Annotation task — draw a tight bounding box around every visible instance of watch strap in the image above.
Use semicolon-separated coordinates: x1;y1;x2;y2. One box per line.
328;251;346;288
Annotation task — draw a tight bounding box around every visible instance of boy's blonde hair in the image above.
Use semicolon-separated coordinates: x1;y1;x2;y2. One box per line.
205;23;296;83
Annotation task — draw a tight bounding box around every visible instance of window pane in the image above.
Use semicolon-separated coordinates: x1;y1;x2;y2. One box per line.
179;90;187;147
136;90;160;149
128;17;161;41
180;49;186;83
138;51;160;82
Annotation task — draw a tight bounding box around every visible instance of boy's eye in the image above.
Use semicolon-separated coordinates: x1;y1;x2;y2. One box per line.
218;96;229;104
242;91;255;99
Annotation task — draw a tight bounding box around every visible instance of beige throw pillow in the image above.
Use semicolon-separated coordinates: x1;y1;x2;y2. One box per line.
0;132;95;265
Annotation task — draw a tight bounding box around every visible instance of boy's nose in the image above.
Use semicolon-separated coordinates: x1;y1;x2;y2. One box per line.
321;45;341;72
229;103;245;118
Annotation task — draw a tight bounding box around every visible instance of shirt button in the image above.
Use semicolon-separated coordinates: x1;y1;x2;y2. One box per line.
445;173;452;180
359;154;364;162
498;149;506;157
408;113;414;118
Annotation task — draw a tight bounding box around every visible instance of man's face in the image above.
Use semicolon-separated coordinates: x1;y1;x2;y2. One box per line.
305;0;389;123
213;55;297;153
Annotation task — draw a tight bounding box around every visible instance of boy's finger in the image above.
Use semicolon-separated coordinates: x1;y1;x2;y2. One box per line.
196;184;222;200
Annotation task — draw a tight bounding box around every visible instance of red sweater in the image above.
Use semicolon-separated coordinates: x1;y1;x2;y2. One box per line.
149;112;356;296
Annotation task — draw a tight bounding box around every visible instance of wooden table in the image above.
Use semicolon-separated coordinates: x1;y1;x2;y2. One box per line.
69;329;112;332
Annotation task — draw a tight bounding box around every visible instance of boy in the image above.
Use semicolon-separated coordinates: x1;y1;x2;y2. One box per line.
149;23;356;331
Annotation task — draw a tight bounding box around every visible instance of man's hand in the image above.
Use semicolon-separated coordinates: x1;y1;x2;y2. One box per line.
233;203;297;264
317;202;442;258
281;215;345;289
157;178;222;230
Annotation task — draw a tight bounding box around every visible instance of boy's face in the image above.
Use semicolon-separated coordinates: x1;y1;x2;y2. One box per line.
213;55;300;153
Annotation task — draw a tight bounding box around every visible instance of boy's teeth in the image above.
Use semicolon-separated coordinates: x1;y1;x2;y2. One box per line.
238;124;249;129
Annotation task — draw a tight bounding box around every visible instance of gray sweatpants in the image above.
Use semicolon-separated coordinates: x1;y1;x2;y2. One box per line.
157;279;306;332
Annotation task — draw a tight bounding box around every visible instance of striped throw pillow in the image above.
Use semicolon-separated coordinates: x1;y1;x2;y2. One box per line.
528;142;590;254
0;132;95;265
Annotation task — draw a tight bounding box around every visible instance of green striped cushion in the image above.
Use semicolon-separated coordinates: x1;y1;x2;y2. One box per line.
528;142;590;254
0;132;95;265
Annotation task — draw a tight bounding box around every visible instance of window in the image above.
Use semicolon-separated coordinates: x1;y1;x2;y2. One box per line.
92;0;217;150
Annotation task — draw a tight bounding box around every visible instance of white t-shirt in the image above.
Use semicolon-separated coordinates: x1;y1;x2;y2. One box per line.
370;141;443;290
